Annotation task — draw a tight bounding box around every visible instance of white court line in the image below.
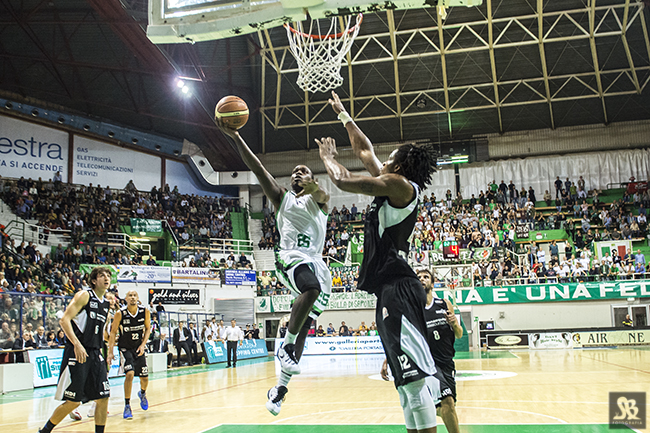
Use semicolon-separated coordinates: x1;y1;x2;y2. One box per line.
197;423;223;433
270;404;569;425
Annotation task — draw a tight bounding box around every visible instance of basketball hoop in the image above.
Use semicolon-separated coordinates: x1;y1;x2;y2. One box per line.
284;14;363;93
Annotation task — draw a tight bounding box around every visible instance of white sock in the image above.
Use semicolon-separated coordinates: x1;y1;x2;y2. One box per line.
284;331;297;345
278;370;292;387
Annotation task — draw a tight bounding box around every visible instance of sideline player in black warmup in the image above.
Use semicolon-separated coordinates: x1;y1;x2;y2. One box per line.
108;290;151;420
382;269;463;433
319;91;440;433
39;267;112;433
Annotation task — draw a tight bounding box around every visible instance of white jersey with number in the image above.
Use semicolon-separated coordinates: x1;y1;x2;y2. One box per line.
275;190;332;305
277;190;327;258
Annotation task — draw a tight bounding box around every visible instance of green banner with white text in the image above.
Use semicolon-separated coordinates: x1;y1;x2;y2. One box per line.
261;280;650;311
130;218;162;233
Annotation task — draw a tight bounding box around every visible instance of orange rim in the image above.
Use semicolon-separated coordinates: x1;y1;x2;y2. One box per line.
284;13;363;40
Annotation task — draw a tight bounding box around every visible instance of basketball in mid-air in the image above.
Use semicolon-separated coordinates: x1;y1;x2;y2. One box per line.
215;95;249;129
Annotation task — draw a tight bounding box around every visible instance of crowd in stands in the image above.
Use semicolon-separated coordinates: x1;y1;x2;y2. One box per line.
0;175;239;247
470;245;649;286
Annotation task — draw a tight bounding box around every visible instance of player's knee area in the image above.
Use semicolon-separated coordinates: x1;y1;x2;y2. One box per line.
293;264;321;294
398;379;438;430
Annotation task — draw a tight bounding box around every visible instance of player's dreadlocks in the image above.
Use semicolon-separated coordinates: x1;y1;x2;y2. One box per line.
393;143;438;191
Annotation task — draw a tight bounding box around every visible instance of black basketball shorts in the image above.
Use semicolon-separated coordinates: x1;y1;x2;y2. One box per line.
120;347;149;377
434;362;457;405
55;346;110;403
375;276;437;389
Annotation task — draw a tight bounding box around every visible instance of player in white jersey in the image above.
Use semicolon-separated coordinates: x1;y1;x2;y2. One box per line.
217;119;332;416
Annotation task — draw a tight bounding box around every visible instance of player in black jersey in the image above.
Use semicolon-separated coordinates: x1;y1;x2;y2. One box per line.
108;290;151;420
39;267;112;433
319;92;439;433
383;269;463;433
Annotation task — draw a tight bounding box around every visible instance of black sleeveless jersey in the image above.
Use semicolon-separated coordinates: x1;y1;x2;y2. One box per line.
118;305;147;350
358;181;420;294
70;289;110;350
425;298;456;366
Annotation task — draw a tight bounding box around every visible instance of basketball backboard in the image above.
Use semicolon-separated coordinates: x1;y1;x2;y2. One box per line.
147;0;483;44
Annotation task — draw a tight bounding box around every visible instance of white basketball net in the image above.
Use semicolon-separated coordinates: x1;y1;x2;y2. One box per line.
285;14;362;94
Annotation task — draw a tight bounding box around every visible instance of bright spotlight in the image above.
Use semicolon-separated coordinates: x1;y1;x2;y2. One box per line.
176;79;185;88
181;86;190;95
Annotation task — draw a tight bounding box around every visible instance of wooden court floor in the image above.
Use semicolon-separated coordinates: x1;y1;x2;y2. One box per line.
1;347;647;433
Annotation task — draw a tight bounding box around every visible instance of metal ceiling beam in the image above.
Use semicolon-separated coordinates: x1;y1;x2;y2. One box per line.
258;3;649;142
437;9;453;138
588;0;608;124
620;0;641;93
638;2;650;88
260;65;650;130
537;0;555;130
486;0;503;133
261;4;641;72
387;9;403;140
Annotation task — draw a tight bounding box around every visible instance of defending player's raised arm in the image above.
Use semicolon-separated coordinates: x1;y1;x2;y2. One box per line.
317;137;413;208
106;309;122;366
59;290;90;363
216;119;285;208
295;178;329;212
328;91;382;177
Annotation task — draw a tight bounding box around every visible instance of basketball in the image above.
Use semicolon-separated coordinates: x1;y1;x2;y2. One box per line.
215;95;249;129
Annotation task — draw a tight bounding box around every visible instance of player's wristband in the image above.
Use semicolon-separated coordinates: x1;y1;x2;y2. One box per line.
338;111;353;126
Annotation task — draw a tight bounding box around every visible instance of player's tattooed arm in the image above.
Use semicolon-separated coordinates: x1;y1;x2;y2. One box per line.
215;118;285;208
316;137;413;207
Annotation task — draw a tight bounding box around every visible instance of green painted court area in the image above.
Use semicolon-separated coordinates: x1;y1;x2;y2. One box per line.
204;424;632;433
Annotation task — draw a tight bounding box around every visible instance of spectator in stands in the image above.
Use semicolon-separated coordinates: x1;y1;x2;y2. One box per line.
55;329;66;346
12;330;37;362
316;325;326;337
0;321;15;349
151;332;173;368
326;323;336;336
339;321;350;336
555;177;563;198
34;325;48;348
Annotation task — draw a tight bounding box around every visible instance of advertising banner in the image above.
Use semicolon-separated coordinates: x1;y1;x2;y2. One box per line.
486;334;530;349
275;336;384;356
28;347;121;387
224;269;256;286
529;332;574;349
171;267;220;284
572;330;650;348
428;281;650;306
202;339;268;364
130;218;162;233
73;136;160;190
117;265;172;283
0;116;69;181
79;264;118;284
148;288;200;305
